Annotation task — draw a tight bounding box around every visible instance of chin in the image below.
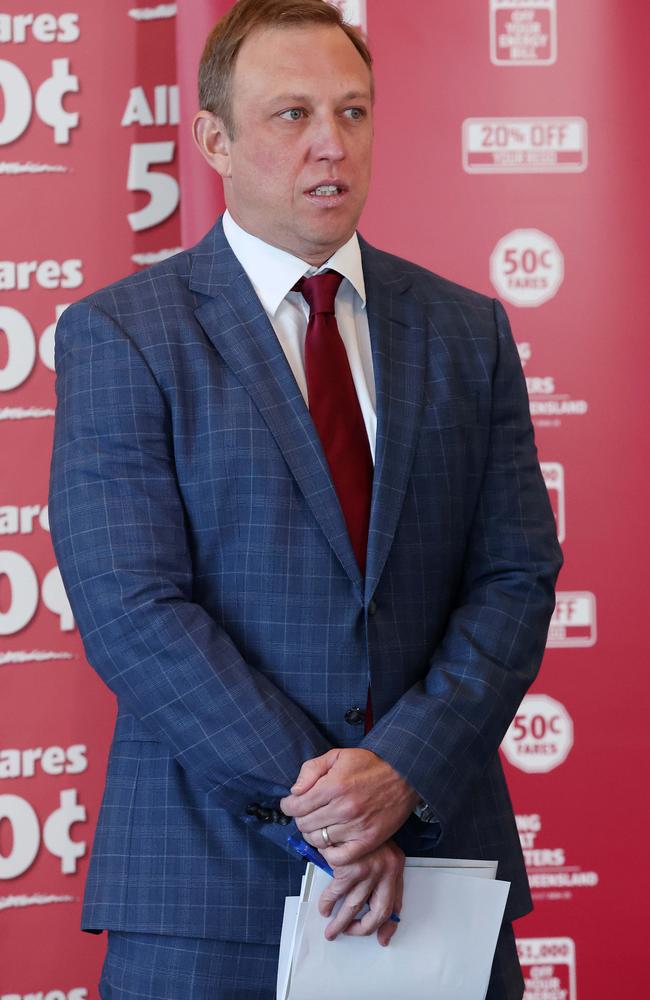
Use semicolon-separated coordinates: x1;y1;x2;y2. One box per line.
308;219;355;248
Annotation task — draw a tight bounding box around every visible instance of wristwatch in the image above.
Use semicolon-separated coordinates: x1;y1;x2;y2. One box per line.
414;798;436;823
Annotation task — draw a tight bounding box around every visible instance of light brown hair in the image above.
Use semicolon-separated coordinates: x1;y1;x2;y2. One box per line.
199;0;373;139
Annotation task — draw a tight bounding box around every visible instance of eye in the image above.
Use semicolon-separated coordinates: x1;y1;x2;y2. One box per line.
344;107;366;121
279;108;306;121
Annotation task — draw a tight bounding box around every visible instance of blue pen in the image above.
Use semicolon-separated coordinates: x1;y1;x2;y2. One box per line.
287;834;400;923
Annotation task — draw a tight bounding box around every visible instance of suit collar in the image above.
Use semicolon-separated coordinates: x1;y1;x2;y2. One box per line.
188;215;243;293
192;214;366;314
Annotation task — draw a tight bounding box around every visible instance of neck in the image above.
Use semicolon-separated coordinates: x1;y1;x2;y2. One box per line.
224;209;351;267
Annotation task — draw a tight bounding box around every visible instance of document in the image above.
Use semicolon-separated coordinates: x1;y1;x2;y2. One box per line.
277;857;510;1000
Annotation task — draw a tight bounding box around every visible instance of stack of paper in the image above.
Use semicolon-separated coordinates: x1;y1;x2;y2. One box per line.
277;857;510;1000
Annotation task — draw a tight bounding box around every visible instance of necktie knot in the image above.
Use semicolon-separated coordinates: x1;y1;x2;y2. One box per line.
295;270;343;315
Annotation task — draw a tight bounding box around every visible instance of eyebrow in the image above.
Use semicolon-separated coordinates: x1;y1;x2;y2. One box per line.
267;90;372;105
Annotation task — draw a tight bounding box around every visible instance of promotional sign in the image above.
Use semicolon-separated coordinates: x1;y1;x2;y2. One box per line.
502;695;574;774
524;342;589;429
1;1;181;993
489;0;557;66
490;229;564;308
547;592;597;648
518;937;577;1000
516;811;600;902
462;117;588;174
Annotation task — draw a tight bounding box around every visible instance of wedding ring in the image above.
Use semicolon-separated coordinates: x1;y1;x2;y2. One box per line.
321;826;330;846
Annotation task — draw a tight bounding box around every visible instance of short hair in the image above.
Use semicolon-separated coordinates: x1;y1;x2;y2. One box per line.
198;0;373;139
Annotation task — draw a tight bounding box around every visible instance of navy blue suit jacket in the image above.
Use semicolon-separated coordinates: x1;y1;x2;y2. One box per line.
49;218;562;944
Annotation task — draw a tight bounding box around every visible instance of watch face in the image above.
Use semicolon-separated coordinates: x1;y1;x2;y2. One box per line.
415;800;434;822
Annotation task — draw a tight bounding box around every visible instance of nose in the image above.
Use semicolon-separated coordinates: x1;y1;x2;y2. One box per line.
309;114;346;162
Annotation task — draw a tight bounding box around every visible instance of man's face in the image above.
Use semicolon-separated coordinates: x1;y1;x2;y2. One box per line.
221;23;373;264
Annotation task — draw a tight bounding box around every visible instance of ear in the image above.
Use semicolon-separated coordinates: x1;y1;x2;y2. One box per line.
192;110;232;178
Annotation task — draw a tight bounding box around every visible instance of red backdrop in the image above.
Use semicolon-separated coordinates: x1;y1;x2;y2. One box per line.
1;2;647;997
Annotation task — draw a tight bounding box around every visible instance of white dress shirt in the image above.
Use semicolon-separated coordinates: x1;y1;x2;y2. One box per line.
222;210;377;463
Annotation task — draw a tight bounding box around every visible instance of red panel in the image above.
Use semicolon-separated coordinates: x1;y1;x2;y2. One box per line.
1;1;646;995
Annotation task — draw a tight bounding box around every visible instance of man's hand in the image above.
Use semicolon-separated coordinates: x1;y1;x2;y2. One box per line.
280;748;419;866
318;839;405;946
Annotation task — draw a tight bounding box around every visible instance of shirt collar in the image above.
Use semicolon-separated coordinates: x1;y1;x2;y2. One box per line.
222;209;366;317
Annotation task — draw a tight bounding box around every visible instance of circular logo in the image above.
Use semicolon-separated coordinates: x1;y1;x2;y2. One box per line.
502;694;574;773
490;229;564;307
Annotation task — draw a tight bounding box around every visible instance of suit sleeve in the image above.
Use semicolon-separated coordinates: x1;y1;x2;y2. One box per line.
48;300;331;855
361;298;563;840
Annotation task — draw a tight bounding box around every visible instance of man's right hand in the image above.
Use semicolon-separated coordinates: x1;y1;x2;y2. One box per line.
317;839;405;946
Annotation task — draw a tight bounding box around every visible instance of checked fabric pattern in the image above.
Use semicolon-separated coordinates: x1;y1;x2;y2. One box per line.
49;217;562;945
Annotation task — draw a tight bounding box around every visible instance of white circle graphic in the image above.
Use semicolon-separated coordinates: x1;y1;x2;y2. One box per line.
490;228;564;307
502;693;574;773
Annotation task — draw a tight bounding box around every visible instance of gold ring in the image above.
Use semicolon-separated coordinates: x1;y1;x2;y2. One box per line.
321;826;330;845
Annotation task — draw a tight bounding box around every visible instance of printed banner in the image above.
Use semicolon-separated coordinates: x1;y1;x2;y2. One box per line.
1;1;647;996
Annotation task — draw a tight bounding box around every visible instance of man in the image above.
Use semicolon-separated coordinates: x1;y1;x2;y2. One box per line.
49;1;562;997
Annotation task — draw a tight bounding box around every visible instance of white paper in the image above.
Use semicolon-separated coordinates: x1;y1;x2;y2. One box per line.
277;895;300;1000
278;858;509;1000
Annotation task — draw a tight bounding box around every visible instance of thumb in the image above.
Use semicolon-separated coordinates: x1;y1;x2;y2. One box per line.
291;749;339;793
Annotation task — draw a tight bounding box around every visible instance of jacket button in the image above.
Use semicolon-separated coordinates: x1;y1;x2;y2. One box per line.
368;600;377;616
344;706;364;725
246;802;283;823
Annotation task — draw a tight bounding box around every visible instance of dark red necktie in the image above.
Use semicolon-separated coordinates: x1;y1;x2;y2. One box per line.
295;271;374;731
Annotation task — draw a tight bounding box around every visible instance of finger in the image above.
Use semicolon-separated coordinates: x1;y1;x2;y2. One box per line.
318;872;355;918
321;837;372;868
318;858;374;918
294;798;353;832
342;874;395;938
376;867;403;947
301;823;350;851
291;750;339;794
297;805;356;839
324;879;375;939
280;765;343;817
376;917;399;947
280;781;334;818
342;904;393;939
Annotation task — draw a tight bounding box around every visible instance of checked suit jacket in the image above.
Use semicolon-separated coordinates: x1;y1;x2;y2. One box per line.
49;217;562;945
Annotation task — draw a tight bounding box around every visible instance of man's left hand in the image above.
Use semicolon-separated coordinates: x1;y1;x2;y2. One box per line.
280;749;419;866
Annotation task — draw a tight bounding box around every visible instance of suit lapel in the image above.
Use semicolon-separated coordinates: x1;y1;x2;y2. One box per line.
190;219;363;594
360;239;427;603
188;221;427;601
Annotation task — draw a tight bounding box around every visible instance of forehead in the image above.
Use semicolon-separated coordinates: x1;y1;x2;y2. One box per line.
232;23;372;102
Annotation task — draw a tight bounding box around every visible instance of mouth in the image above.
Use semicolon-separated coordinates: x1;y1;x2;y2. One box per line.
304;181;349;207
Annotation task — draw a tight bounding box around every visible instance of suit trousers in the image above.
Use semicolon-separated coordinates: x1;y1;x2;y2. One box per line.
98;922;524;999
